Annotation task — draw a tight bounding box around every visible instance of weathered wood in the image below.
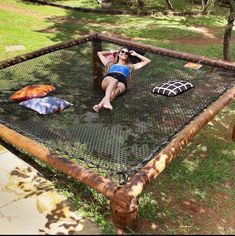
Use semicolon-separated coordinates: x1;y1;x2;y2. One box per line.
91;37;103;89
111;193;139;231
232;124;235;140
121;85;235;198
1;33;235;231
0;34;95;69
96;33;235;70
0;124;118;200
109;85;235;230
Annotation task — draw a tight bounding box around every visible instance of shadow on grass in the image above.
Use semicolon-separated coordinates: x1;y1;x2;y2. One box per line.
137;101;235;235
20;0;221;43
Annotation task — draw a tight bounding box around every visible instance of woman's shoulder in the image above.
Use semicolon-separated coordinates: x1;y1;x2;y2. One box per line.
127;63;134;70
105;60;115;66
104;60;115;72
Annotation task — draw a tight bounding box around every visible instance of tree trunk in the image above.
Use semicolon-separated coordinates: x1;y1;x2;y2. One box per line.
165;0;174;10
223;0;235;61
137;0;144;9
202;0;215;12
126;0;144;9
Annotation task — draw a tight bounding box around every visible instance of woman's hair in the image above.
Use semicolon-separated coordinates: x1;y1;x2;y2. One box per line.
105;47;134;81
112;47;130;64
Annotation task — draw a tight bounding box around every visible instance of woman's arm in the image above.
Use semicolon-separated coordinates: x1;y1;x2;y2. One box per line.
130;50;151;70
97;51;114;66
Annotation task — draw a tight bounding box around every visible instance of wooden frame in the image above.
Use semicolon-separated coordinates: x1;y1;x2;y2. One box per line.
232;124;235;140
0;33;235;231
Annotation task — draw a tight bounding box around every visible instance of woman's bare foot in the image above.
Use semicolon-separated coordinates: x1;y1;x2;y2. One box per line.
103;103;113;110
93;104;100;112
93;100;104;112
93;98;113;112
102;97;113;110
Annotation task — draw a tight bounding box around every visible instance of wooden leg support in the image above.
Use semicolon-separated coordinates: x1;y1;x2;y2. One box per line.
232;124;235;141
91;37;103;89
111;190;139;232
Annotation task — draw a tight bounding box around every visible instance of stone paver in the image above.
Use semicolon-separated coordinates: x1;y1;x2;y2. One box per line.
5;45;26;52
0;145;102;235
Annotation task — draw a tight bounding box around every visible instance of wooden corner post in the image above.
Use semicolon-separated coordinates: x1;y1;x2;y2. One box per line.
111;187;139;231
91;36;103;89
232;124;235;140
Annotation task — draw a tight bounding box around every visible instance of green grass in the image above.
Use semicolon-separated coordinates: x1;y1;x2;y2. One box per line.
164;137;235;191
44;0;202;11
1;0;235;234
0;0;234;61
0;9;53;57
139;101;235;234
36;0;230;13
45;0;102;9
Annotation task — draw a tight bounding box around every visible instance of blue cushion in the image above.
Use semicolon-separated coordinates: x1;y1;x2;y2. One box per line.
19;96;72;115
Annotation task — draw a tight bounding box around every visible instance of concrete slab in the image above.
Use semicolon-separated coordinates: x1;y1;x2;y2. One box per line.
0;145;102;235
0;145;7;154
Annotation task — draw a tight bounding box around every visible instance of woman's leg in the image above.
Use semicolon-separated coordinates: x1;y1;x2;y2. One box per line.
93;76;118;112
110;82;126;101
102;77;119;110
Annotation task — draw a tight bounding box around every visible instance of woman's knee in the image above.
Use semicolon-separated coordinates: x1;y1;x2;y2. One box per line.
102;76;118;89
117;83;126;94
110;78;118;86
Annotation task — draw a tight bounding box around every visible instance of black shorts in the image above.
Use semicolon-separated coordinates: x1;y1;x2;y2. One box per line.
103;72;128;89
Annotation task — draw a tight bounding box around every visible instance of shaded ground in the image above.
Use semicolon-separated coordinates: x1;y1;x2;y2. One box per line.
138;181;235;234
1;2;234;234
0;147;102;235
1;2;235;47
0;2;48;18
171;26;235;45
137;103;235;235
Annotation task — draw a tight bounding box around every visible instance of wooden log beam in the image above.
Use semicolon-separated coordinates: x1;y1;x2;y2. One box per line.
0;124;118;200
91;37;103;89
232;124;235;140
1;33;235;232
128;85;235;195
111;84;235;230
0;34;95;69
96;33;235;70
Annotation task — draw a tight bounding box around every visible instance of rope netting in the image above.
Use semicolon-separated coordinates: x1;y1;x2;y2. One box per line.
1;41;235;184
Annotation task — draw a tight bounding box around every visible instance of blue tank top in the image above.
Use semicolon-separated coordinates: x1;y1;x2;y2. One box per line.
109;64;130;78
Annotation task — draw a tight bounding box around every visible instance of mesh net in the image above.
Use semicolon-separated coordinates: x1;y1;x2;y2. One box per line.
1;41;235;184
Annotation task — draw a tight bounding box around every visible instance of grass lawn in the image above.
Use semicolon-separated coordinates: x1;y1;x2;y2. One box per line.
41;0;203;11
0;0;235;234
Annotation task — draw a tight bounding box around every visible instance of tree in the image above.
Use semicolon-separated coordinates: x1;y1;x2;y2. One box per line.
201;0;215;12
165;0;174;10
123;0;144;9
223;0;235;60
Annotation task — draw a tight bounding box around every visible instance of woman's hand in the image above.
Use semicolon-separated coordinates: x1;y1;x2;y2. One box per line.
111;50;118;55
130;50;151;70
129;50;138;57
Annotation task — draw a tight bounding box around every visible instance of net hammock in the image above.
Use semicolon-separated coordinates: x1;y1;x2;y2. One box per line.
1;40;235;184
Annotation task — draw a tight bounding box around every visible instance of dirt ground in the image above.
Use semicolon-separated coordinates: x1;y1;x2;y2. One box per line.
136;107;235;235
171;26;235;45
134;26;235;235
1;2;234;233
137;184;235;234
